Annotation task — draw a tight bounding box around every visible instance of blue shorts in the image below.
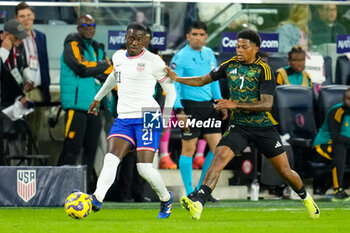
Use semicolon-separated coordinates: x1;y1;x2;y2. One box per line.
108;118;162;152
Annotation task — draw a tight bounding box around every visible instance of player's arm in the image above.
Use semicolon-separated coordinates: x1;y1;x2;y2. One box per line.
166;66;213;87
328;107;350;145
63;40;110;77
88;70;118;115
214;94;273;112
159;76;176;128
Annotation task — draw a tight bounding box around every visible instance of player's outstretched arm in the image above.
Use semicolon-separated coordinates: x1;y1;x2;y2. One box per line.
215;94;274;112
166;66;213;87
159;76;177;128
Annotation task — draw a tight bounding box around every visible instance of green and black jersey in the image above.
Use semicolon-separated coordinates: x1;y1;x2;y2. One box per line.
210;56;277;127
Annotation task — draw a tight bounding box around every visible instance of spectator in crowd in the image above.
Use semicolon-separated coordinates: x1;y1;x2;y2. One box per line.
15;2;51;150
170;21;227;201
276;5;311;54
276;46;313;87
310;4;347;45
0;19;30;164
167;29;320;220
313;88;350;201
59;14;113;193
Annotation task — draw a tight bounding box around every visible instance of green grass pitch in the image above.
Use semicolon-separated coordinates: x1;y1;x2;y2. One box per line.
0;200;349;233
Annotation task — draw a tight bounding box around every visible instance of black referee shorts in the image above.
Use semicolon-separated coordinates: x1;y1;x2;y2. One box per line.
181;100;222;140
218;124;285;158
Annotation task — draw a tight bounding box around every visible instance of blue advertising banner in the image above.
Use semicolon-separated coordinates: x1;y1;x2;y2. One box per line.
0;165;86;206
108;30;126;50
337;34;350;53
221;32;279;53
108;31;167;51
152;32;167;51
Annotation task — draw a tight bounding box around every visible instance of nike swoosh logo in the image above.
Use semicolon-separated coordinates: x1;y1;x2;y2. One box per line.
313;203;319;214
144;142;152;145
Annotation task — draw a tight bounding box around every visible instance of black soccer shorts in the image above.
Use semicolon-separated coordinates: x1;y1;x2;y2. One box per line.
217;124;285;158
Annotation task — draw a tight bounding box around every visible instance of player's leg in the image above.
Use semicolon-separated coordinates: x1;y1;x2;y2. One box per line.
179;137;198;195
91;137;131;210
159;113;177;169
193;139;207;169
330;143;350;201
181;145;235;220
135;124;173;218
256;127;320;219
181;126;248;220
196;133;222;201
91;118;136;211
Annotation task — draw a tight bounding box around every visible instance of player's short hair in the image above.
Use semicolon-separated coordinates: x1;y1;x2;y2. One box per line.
145;26;153;39
237;29;261;47
15;1;34;15
127;22;147;33
188;21;207;33
288;46;306;59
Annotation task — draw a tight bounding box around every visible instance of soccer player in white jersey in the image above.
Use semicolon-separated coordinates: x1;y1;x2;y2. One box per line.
86;22;176;219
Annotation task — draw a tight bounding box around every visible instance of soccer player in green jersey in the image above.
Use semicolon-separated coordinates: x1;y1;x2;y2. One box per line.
166;29;320;220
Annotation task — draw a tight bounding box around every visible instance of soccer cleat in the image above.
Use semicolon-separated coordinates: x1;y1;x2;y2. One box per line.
90;194;102;212
208;194;219;203
303;193;320;219
331;189;350;202
193;156;205;169
187;190;197;201
157;192;173;219
159;154;177;169
180;196;203;220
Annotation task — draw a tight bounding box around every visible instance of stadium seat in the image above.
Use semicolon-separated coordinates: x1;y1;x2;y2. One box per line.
273;86;317;175
267;54;288;77
316;85;349;127
323;56;333;85
274;85;317;147
335;55;350;85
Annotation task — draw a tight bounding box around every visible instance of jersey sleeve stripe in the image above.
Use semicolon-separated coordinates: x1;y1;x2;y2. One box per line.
71;41;98;68
258;60;272;80
334;107;344;123
219;56;238;66
158;75;168;83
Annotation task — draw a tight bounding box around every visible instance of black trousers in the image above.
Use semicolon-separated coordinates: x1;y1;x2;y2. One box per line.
60;109;102;192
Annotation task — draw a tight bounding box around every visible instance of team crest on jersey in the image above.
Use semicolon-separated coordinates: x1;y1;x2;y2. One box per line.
137;63;145;72
247;70;256;77
170;62;177;69
17;170;36;202
213;66;220;72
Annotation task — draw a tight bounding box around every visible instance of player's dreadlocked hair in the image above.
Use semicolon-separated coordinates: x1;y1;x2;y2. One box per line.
237;29;261;48
127;22;147;32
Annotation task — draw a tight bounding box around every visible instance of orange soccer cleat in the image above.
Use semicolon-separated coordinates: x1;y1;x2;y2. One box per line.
193;156;205;169
159;154;177;169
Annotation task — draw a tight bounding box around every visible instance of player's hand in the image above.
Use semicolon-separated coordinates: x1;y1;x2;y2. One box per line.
23;81;34;92
1;35;13;51
176;110;190;133
214;99;237;110
219;108;228;120
88;100;101;116
165;66;178;82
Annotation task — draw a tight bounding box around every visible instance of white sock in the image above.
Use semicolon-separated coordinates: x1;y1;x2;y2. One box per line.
160;153;170;159
194;153;204;158
93;153;120;202
136;163;170;202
